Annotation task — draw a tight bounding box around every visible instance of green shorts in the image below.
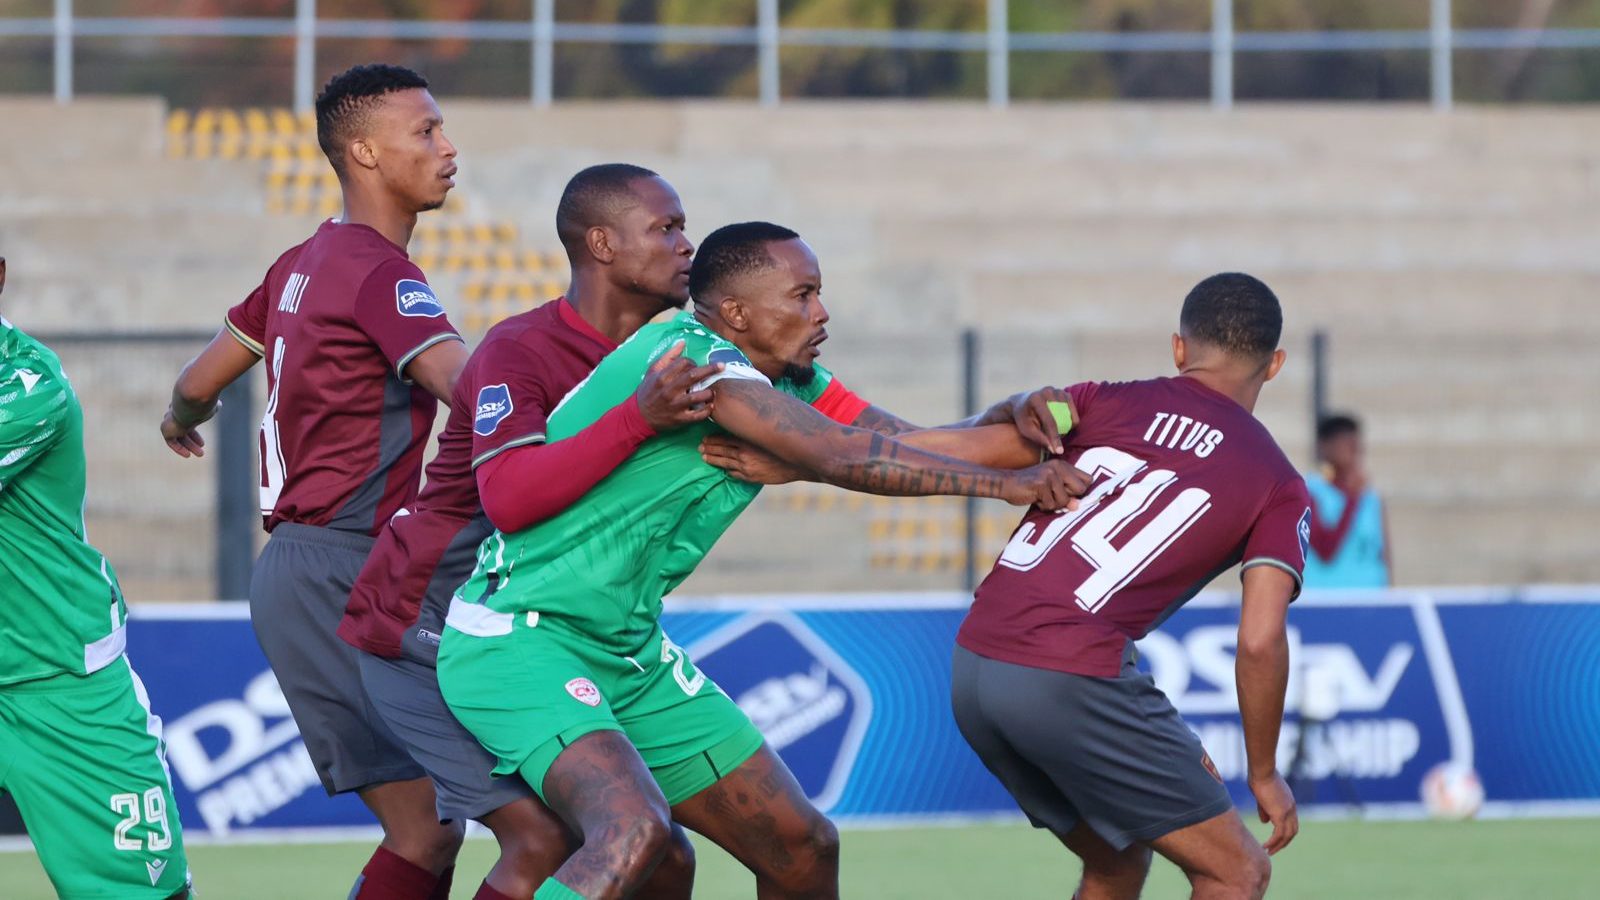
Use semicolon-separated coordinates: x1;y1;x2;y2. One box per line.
0;657;190;899
438;615;763;806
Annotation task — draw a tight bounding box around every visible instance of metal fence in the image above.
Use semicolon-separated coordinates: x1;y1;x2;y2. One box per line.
8;0;1600;111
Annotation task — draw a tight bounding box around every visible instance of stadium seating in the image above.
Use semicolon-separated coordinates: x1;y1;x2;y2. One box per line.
5;96;1596;599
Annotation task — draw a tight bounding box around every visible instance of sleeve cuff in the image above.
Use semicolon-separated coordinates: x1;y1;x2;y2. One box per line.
1241;557;1305;602
224;318;265;356
395;332;465;383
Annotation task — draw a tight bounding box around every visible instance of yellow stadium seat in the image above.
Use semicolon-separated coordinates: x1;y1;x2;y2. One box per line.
463;281;486;302
467;251;490;274
488;282;511;303
445;224;468;247
471;223;494;245
493;249;517;273
495;221;518;243
413;252;439;272
521;250;545;274
442;252;466;273
165;110;190;158
317;194;340;218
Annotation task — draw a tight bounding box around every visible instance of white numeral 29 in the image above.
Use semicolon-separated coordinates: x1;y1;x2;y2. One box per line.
111;787;172;852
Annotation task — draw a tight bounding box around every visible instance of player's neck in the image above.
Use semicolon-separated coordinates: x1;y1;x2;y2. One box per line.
566;276;668;345
338;190;418;251
1178;366;1263;413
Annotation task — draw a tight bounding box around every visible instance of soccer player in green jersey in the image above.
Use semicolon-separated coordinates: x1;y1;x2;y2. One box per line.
438;223;1088;900
0;256;192;899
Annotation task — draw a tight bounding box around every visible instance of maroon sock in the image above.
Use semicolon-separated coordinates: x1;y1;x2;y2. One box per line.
351;846;439;900
426;866;455;900
473;880;519;900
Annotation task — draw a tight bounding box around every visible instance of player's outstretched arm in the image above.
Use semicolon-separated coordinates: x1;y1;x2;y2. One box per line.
710;379;1088;508
1236;564;1299;856
161;327;261;458
701;401;1056;484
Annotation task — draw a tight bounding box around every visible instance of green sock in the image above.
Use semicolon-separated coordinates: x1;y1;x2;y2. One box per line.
534;878;585;900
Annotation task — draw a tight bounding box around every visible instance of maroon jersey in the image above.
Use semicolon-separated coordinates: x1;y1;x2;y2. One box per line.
958;376;1312;677
225;220;462;536
338;299;615;661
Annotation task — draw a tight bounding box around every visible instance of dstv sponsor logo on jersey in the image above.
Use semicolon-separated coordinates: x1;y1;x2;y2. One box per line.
395;278;446;318
474;384;514;436
689;613;871;812
161;668;324;835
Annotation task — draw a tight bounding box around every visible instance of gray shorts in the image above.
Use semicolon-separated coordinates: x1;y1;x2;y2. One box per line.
357;651;537;822
249;523;426;795
950;644;1233;851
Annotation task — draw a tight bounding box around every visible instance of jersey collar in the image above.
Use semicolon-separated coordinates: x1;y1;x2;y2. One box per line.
556;297;620;351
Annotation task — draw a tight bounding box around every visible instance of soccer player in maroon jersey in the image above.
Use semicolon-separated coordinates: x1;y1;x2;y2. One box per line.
159;65;473;900
952;273;1310;900
338;164;722;900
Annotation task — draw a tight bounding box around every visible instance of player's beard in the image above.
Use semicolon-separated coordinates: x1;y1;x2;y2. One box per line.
780;362;817;386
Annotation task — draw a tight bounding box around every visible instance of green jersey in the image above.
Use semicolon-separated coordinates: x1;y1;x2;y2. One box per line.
455;312;839;652
0;317;128;686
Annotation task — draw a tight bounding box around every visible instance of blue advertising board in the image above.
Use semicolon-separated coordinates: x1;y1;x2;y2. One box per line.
84;589;1600;838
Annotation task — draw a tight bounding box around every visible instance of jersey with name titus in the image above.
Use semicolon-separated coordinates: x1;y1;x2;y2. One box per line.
339;298;616;661
959;376;1312;678
0;318;130;685
451;311;866;655
225;220;462;536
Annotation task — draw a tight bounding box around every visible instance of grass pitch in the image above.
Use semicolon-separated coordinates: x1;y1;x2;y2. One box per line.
0;818;1587;897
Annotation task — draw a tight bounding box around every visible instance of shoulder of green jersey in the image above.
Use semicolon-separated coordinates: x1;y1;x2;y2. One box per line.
697;344;770;390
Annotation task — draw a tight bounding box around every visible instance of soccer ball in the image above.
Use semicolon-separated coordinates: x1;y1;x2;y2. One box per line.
1420;762;1484;820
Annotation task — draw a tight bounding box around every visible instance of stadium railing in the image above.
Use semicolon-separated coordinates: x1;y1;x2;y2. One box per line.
8;0;1600;112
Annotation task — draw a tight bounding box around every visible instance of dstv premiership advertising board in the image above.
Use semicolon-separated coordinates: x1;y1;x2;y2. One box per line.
4;589;1595;840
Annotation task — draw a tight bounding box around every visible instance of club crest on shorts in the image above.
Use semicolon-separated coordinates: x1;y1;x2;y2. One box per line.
565;677;602;707
395;279;445;318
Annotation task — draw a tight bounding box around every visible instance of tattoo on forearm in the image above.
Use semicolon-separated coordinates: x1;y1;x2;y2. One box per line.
850;405;918;435
722;380;1011;499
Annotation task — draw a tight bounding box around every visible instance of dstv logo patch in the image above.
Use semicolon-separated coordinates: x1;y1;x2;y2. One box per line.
395;279;446;318
689;613;872;811
474;384;514;436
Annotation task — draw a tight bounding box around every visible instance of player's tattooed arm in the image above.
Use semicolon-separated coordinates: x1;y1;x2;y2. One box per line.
709;379;1089;508
161;327;262;458
699;402;918;484
848;404;920;435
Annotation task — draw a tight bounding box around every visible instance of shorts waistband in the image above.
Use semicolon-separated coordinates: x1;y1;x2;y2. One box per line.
268;521;378;553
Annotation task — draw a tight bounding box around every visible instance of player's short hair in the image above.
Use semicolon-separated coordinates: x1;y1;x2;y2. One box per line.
1179;272;1283;363
555;164;661;257
315;64;430;177
1317;413;1361;442
689;221;802;303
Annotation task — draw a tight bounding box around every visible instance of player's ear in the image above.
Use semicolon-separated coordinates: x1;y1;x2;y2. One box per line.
586;225;615;265
1263;348;1287;382
347;137;379;172
1171;333;1185;371
718;296;748;332
0;257;7;297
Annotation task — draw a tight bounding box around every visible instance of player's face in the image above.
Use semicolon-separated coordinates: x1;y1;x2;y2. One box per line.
739;238;829;383
610;177;694;308
1319;431;1362;471
368;88;458;213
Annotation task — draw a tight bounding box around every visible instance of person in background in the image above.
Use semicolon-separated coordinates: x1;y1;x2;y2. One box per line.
1303;413;1391;588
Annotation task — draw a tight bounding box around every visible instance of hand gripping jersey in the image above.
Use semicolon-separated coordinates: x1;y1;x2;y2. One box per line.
0;318;129;685
225;220;463;535
449;312;862;654
958;376;1313;677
